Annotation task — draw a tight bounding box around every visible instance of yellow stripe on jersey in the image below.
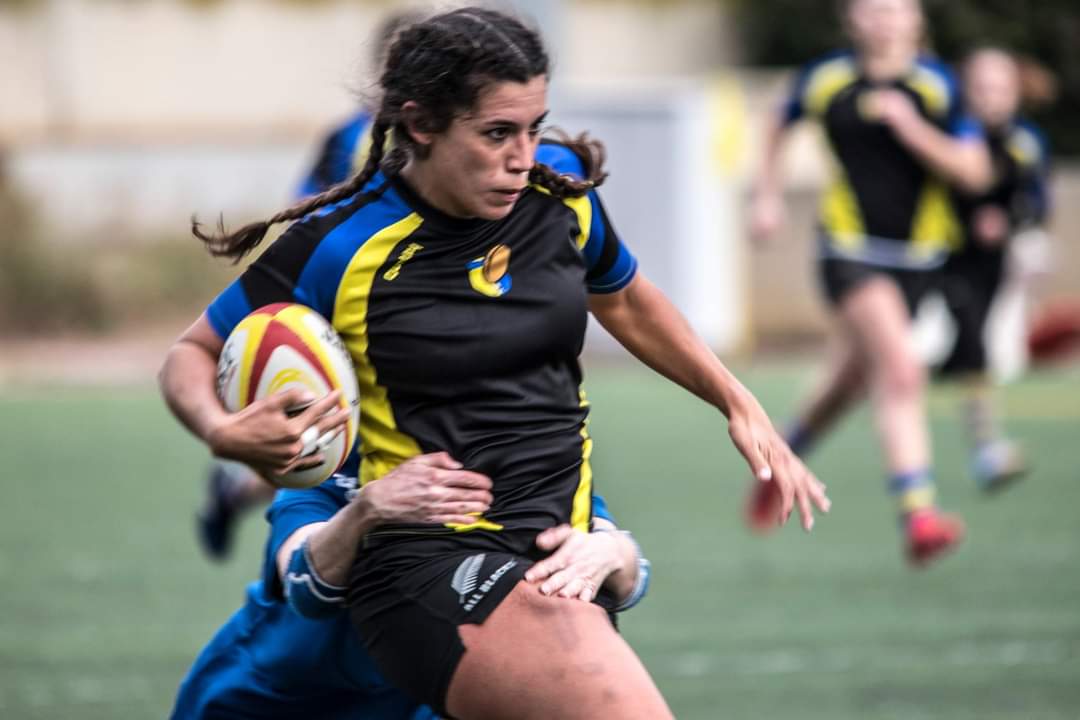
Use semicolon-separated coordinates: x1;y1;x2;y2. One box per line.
569;389;593;533
333;213;426;486
906;65;949;119
910;179;961;256
805;57;857;117
820;171;866;250
529;184;594;250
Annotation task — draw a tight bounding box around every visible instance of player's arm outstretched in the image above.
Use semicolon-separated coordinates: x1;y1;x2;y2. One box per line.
589;272;831;531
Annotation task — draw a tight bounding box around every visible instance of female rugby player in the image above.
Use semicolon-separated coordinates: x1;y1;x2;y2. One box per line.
938;47;1050;491
161;8;829;718
747;0;990;565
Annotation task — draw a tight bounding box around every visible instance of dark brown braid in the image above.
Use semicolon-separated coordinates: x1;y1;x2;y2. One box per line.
193;121;390;261
530;130;609;199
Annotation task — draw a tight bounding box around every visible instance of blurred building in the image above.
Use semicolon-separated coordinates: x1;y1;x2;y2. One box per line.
1;0;1077;351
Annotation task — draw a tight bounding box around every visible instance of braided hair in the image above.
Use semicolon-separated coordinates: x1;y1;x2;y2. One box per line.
195;7;608;261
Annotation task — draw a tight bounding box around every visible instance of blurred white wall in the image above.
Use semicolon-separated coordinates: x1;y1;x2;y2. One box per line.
0;0;732;142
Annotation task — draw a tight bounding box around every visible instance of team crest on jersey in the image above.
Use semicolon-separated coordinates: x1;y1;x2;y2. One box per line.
467;244;512;297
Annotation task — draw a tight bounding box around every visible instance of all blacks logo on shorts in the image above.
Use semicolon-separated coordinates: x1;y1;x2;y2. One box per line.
451;554;518;613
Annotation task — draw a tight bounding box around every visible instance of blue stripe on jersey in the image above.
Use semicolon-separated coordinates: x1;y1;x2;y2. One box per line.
296;183;414;319
914;56;982;139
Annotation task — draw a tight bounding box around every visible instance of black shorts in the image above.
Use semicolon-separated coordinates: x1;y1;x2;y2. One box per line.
819;257;939;318
938;247;1006;375
347;530;620;716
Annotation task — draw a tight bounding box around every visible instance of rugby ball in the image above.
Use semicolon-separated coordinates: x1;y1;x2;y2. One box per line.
216;303;360;488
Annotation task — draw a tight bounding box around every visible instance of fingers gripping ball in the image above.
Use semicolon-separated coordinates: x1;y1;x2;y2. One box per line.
217;303;360;488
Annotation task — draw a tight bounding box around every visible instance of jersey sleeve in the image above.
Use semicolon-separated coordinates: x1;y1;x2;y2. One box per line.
535;141;638;294
204;219;344;340
580;190;638;294
260;481;348;600
591;493;615;524
780;62;813;126
294;112;370;200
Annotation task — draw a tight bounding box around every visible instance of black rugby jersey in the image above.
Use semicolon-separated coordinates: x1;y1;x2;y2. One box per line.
783;51;983;268
207;142;638;538
951;119;1049;256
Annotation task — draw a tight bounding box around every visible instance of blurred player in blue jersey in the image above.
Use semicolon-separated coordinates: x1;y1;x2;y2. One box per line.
747;0;991;565
938;47;1051;491
174;449;651;719
197;11;415;561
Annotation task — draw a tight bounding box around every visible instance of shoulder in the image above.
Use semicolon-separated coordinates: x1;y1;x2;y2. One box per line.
271;176;413;269
907;55;961;117
796;49;858;84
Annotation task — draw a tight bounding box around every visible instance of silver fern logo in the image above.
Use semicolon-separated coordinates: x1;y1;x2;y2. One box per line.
451;554;486;604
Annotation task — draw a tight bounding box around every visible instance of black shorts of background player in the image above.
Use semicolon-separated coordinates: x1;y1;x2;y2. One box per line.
160;7;829;718
938;47;1051;492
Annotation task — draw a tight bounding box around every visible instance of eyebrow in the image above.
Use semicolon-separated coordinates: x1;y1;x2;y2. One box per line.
478;111;549;129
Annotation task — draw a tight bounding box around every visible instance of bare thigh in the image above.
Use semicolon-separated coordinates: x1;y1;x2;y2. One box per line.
445;580;673;720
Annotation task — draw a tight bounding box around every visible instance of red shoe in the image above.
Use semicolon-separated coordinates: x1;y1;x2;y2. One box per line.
906;509;965;567
745;478;783;534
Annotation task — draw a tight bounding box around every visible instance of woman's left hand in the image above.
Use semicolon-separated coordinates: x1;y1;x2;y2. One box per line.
524;525;622;602
727;390;831;531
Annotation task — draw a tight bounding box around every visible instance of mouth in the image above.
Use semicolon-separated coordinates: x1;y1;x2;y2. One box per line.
494;187;525;202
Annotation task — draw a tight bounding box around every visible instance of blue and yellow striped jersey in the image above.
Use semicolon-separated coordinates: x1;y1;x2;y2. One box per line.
208;141;636;541
782;50;983;268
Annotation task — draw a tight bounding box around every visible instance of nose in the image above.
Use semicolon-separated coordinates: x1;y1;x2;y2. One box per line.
506;131;535;175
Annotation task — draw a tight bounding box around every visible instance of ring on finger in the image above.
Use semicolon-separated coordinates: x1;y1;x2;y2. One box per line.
299;426;320;456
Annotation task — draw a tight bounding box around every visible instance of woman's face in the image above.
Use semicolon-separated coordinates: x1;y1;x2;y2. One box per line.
965;51;1021;130
417;75;548;221
847;0;923;55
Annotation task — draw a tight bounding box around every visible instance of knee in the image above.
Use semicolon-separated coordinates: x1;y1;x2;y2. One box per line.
878;353;925;400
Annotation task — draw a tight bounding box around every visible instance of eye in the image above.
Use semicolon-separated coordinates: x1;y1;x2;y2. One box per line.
528;123;545;138
485;127;511;142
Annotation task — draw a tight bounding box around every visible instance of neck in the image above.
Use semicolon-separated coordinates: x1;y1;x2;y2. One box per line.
400;160;470;219
860;45;918;81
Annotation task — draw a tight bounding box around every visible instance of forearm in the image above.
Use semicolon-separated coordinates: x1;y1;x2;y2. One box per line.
305;490;381;585
159;340;229;445
753;115;790;197
590;274;750;418
890;119;991;193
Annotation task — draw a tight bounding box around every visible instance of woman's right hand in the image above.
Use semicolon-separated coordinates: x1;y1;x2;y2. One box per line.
357;452;494;526
206;387;350;479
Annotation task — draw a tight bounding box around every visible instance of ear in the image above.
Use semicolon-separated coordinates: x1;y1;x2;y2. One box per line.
400;101;435;149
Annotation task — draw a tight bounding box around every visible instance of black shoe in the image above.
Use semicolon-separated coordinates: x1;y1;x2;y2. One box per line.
197;463;243;561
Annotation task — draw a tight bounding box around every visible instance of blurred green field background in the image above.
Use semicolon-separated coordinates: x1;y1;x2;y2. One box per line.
2;362;1078;719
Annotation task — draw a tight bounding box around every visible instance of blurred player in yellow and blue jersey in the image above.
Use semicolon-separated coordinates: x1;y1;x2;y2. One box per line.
939;47;1051;491
747;0;992;565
